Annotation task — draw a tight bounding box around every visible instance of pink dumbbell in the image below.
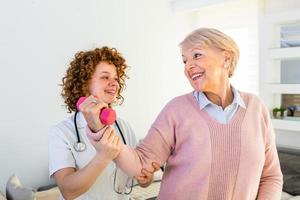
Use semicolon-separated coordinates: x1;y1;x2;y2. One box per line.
76;97;116;125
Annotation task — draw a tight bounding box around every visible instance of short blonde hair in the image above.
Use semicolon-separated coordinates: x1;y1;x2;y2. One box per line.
179;28;240;77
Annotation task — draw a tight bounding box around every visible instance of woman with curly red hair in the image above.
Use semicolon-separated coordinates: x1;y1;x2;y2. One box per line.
48;46;159;200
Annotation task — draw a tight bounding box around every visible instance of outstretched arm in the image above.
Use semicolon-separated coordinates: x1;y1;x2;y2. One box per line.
87;110;175;177
87;101;175;177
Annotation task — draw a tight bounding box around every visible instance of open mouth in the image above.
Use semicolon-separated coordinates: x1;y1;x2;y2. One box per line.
191;72;204;80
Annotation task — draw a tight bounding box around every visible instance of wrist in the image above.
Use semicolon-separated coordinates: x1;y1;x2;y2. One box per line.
94;153;111;165
89;124;105;133
86;126;107;141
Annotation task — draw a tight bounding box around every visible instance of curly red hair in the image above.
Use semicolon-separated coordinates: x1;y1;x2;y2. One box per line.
61;46;128;113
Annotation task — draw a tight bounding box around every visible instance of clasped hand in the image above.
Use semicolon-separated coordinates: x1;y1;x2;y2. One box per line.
80;95;160;186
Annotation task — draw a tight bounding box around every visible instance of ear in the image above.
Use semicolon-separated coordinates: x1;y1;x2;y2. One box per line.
223;51;231;68
224;61;229;68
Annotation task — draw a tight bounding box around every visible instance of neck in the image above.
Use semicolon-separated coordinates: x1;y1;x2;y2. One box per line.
203;81;233;109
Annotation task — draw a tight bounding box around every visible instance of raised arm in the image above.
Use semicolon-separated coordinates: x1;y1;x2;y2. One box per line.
115;106;176;177
89;104;176;177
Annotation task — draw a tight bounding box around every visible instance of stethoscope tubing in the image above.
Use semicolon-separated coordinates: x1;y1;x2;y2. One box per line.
74;111;127;151
73;110;133;194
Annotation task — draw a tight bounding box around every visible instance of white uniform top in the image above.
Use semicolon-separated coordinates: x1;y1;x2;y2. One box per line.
48;112;137;200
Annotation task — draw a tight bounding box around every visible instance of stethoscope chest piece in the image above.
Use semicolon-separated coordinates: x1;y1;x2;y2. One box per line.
73;111;87;152
74;142;86;152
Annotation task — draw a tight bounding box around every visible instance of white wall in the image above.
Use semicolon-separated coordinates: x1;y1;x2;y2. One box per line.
192;0;261;95
0;0;194;192
264;0;300;14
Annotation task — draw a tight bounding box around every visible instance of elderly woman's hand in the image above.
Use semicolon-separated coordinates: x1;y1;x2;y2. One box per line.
135;162;161;188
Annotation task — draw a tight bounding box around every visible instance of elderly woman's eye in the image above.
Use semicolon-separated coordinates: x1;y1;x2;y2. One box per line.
194;53;202;59
182;60;187;64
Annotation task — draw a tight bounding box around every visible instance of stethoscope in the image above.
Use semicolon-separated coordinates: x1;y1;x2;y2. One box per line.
73;110;133;194
73;110;127;152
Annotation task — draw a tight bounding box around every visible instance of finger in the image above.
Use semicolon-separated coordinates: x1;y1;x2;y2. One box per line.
135;176;147;182
101;126;113;142
115;135;121;151
152;162;161;172
107;128;118;144
134;175;143;179
77;96;91;111
87;95;108;109
88;95;99;104
94;99;108;110
105;129;115;144
79;96;99;113
141;169;152;178
116;134;121;146
111;134;119;146
85;95;99;106
87;98;102;112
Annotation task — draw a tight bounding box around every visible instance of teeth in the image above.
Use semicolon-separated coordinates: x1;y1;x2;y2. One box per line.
191;73;203;80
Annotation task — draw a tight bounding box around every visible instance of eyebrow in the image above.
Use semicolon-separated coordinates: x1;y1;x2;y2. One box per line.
182;47;204;57
99;71;110;74
191;47;204;51
98;71;118;77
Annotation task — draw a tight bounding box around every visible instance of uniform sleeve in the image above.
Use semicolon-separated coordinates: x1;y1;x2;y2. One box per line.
48;126;76;178
115;105;175;177
256;104;283;200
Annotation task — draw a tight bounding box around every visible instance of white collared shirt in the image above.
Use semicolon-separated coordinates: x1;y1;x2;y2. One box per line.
193;86;246;124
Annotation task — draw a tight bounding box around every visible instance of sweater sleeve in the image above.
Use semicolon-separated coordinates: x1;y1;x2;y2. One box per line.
115;103;175;177
256;105;283;200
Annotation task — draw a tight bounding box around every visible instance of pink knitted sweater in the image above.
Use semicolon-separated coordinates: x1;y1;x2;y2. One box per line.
112;92;283;199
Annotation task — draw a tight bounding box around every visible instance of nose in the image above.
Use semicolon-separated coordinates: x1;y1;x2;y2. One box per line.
185;60;196;71
109;78;118;86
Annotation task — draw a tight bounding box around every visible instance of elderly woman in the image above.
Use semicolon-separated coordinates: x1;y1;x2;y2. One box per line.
86;28;283;199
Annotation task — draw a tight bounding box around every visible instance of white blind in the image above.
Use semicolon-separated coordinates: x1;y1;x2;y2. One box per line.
225;28;259;95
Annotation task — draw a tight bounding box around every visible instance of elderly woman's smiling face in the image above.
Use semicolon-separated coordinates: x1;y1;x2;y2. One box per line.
181;44;229;93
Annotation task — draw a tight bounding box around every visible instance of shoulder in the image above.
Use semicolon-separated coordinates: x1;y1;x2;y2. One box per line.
239;91;270;124
116;117;132;132
151;92;195;126
162;92;193;111
116;117;130;126
239;91;266;110
48;115;74;139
